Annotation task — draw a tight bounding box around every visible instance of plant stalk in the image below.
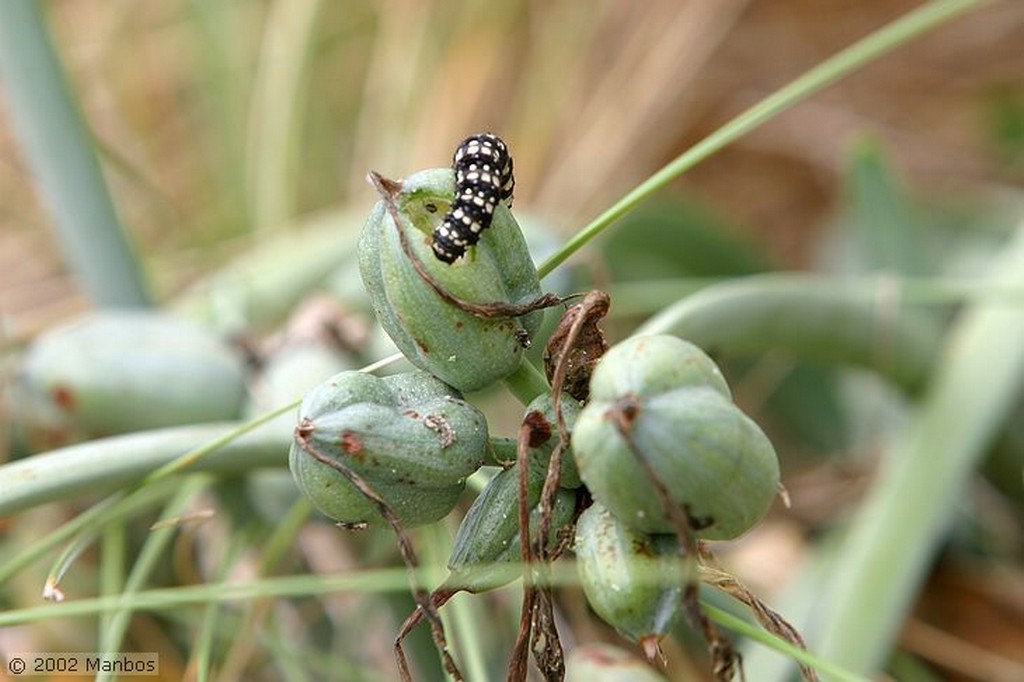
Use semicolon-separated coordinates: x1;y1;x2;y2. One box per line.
0;0;150;307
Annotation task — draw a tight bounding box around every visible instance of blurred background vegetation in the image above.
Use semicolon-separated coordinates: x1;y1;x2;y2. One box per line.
1;1;1022;681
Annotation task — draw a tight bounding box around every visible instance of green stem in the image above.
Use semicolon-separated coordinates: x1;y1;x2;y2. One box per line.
486;437;519;467
501;358;550;405
98;523;126;636
0;414;293;517
636;273;943;394
610;276;1024;319
0;1;150;307
537;0;987;279
704;604;870;682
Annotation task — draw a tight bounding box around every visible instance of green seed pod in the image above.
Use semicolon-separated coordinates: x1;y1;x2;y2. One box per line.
588;333;731;401
289;370;488;528
15;312;247;443
573;335;780;540
445;466;577;593
574;503;685;647
358;168;545;392
523;392;583;489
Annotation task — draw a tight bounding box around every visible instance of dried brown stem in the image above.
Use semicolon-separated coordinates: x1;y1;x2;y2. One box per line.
608;405;741;681
700;562;819;682
295;421;463;682
543;290;610;403
508;420;538;682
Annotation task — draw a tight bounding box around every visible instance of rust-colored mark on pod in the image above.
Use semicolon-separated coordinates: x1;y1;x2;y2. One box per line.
51;384;75;410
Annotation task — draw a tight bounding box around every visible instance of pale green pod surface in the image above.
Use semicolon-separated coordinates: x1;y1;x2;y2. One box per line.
289;370;488;528
16;312;247;441
288;445;465;528
574;503;684;645
523;392;583;489
445;466;577;593
574;334;780;540
358;168;545;392
588;334;731;402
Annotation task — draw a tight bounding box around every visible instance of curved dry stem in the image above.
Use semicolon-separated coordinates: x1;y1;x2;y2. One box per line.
294;420;463;682
507;420;538;682
699;557;818;682
608;403;740;680
369;170;565;322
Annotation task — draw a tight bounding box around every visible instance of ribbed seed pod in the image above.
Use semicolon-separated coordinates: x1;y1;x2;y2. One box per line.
358;168;545;392
15;312;247;445
444;466;577;593
574;503;685;647
289;370;488;528
573;335;780;540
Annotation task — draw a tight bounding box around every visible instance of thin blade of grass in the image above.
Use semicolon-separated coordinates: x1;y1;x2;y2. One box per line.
189;525;250;682
96;476;211;682
0;480;178;587
537;0;988;278
98;525;126;641
703;604;870;682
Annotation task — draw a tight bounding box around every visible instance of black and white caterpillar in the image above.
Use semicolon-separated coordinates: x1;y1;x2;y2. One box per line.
431;133;515;263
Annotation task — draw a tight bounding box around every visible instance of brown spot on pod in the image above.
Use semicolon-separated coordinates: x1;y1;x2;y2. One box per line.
523;410;552;448
608;394;642;431
630;538;656;558
340;430;364;457
51;384;75;410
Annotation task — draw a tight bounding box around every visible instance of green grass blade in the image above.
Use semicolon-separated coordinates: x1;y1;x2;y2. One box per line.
813;221;1024;674
189;517;251;682
0;570;418;627
0;481;179;587
96;477;211;682
537;0;988;278
97;524;126;637
705;604;871;682
0;0;150;307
